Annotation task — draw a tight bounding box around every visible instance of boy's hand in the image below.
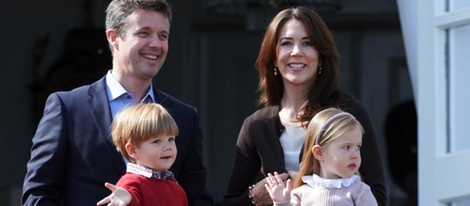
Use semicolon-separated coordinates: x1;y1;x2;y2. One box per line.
96;182;131;206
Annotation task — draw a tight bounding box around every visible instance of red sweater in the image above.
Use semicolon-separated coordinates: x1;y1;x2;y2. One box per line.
116;173;188;206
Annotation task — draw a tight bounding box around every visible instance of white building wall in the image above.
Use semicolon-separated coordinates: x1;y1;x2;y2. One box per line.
397;0;470;205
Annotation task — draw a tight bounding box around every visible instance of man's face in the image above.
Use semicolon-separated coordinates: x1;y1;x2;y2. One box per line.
112;9;170;80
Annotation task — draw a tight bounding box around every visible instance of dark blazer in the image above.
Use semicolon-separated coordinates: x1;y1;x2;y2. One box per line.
223;94;386;206
22;77;212;206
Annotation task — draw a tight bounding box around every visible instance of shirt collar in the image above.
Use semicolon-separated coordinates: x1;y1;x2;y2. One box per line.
106;70;126;101
142;86;156;103
126;163;175;181
105;70;156;103
302;174;359;189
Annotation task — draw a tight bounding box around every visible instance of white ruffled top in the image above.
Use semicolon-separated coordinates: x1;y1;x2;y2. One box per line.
302;174;359;189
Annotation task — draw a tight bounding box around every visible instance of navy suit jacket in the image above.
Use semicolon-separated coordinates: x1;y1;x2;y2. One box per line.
22;77;212;206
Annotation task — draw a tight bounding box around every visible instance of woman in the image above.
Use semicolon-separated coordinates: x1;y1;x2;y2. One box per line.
223;6;386;206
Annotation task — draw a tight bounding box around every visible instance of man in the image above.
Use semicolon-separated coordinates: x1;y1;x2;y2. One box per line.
22;0;212;205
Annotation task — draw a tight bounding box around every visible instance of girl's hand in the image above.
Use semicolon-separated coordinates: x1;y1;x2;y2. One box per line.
250;172;289;205
96;182;131;206
264;172;292;203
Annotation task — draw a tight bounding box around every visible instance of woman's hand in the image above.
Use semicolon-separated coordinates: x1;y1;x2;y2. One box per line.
96;182;131;206
251;172;289;205
287;170;298;182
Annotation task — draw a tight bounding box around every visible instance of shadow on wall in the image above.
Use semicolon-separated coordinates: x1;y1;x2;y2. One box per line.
385;100;417;206
30;27;111;127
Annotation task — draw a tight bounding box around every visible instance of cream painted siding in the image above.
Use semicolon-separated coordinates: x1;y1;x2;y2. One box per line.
397;0;470;205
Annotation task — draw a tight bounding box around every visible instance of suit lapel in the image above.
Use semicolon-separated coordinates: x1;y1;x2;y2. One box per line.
155;89;173;110
89;77;126;174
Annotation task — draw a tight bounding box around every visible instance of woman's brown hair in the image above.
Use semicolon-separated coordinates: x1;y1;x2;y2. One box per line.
255;7;341;122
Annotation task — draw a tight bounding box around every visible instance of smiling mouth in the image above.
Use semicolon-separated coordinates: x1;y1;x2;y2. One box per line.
288;63;306;68
143;54;158;60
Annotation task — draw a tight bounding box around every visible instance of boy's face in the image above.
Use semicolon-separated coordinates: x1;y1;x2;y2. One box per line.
131;135;177;171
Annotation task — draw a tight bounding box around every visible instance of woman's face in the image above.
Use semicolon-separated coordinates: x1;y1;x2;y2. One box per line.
275;19;319;89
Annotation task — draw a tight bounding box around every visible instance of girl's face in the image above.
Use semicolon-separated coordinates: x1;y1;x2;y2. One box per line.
275;19;319;89
129;135;177;171
319;126;362;179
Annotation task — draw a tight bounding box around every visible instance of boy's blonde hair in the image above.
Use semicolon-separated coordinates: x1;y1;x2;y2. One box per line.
294;107;363;188
111;103;178;162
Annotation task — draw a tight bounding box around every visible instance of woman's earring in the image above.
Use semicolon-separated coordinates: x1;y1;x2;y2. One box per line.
274;67;278;76
318;66;323;75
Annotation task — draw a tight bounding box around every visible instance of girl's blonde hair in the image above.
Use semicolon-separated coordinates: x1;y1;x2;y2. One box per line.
293;107;363;188
111;103;178;162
